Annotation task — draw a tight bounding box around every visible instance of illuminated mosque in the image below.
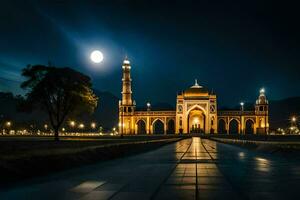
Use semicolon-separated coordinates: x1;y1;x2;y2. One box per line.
119;58;269;135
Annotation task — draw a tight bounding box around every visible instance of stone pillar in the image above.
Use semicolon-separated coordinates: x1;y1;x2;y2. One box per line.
164;117;167;135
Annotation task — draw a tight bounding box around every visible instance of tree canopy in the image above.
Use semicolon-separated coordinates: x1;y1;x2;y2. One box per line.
21;65;98;140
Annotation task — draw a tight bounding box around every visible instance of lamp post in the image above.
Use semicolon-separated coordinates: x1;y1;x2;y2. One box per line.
291;116;297;134
69;121;76;133
292;116;297;125
91;122;96;130
147;102;151;134
5;121;11;134
240;102;244;134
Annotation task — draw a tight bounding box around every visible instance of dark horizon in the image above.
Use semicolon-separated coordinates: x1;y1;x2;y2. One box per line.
1;0;299;107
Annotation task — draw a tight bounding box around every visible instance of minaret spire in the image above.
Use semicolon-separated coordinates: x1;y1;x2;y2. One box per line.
191;79;202;88
121;56;133;105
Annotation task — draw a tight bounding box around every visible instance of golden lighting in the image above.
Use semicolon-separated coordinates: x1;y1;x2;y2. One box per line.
193;118;199;124
79;123;85;129
91;122;96;129
6;121;11;127
70;121;76;127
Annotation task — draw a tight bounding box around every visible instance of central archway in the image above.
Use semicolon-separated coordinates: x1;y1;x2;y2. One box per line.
187;108;205;133
153;119;164;134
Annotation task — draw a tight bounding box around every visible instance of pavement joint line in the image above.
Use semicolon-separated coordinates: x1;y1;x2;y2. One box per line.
149;138;194;200
195;140;199;200
107;140;192;200
200;139;248;200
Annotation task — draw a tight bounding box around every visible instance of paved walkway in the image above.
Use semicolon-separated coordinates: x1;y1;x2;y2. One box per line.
1;137;300;199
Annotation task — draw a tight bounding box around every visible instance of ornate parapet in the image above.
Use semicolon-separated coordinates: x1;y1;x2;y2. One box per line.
134;110;176;117
218;110;255;117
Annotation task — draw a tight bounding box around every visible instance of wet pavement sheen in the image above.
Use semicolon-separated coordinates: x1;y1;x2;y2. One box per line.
1;137;300;200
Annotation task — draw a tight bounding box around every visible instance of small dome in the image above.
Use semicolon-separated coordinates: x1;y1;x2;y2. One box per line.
123;59;130;65
183;80;209;97
122;56;131;69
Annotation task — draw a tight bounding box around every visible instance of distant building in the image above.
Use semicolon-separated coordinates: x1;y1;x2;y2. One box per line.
119;58;269;135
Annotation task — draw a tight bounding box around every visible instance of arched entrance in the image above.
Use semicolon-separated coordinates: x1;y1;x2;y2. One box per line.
136;120;146;134
245;119;254;134
218;119;227;134
188;108;205;133
229;119;239;134
153;119;164;134
167;119;175;134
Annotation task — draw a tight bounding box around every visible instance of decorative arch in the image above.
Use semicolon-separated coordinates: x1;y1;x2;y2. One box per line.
218;119;227;134
187;104;207;116
152;119;165;134
245;119;255;134
187;107;206;133
136;119;146;134
229;119;239;134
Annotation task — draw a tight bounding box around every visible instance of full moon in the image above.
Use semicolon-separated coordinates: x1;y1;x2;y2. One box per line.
90;50;104;63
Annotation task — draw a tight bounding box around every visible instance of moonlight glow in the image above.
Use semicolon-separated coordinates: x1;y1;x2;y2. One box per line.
90;50;104;63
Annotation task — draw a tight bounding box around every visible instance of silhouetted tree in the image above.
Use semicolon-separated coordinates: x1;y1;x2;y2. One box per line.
21;65;98;141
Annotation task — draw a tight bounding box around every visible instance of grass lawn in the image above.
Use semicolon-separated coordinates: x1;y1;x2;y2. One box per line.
0;135;182;186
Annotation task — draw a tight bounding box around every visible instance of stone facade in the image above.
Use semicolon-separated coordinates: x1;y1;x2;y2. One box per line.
118;58;269;135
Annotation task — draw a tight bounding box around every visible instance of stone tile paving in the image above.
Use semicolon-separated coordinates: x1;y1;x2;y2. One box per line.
1;137;300;199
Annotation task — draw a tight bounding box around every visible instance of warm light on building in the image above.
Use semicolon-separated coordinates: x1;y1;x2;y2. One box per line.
118;59;269;135
193;118;199;124
91;122;96;129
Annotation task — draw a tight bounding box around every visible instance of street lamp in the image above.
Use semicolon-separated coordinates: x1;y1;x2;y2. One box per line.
239;102;244;134
240;102;244;111
79;123;84;129
6;121;11;127
69;121;75;127
147;102;151;111
91;122;96;129
147;102;151;134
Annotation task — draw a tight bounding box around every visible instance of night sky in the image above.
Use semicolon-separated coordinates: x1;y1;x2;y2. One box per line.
0;0;299;107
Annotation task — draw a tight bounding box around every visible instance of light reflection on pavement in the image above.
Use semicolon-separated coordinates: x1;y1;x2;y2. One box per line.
0;137;299;199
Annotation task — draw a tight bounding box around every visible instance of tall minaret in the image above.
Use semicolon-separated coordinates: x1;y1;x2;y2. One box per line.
119;57;135;135
121;57;133;105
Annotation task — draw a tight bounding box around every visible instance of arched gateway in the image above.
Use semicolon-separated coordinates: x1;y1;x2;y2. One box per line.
118;58;269;135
